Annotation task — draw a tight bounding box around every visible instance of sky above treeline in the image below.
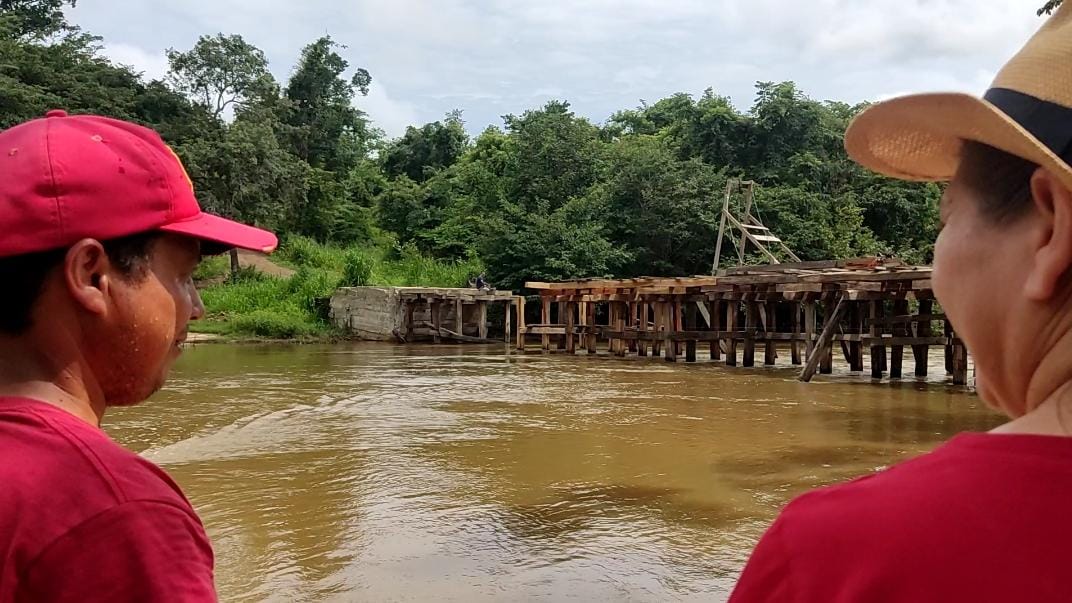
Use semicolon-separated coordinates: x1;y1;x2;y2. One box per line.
70;1;1045;138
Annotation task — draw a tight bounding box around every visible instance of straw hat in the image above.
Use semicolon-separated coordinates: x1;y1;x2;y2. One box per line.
844;4;1072;187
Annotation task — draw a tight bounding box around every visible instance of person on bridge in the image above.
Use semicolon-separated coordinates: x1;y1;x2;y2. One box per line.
0;111;276;601
731;6;1072;602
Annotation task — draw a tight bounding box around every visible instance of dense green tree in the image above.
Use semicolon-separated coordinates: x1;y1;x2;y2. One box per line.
381;111;468;182
1;0;73;39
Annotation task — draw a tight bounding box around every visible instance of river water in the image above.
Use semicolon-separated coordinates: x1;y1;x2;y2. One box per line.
105;343;1000;602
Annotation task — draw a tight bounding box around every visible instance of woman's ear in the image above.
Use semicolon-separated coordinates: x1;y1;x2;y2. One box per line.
1023;168;1072;302
62;239;112;317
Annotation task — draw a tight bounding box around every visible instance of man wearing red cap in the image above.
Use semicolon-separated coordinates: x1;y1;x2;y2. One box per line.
0;110;277;600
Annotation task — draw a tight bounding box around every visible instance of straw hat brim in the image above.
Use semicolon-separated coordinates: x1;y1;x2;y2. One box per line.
844;92;1072;188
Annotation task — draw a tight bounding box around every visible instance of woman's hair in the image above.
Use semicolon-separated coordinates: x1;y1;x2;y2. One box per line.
956;140;1039;223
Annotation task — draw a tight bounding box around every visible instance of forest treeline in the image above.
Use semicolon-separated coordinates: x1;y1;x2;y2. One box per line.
2;0;955;290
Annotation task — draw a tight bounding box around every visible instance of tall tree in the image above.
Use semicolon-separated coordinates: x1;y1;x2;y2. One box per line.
166;33;273;121
283;36;374;171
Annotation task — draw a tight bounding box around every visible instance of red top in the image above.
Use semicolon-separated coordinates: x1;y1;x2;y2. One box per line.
730;433;1072;602
0;397;215;601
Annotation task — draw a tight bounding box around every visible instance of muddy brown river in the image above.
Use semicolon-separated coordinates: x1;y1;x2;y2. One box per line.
104;343;1000;602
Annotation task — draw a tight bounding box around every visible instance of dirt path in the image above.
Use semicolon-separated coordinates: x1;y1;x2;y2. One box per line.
237;250;295;277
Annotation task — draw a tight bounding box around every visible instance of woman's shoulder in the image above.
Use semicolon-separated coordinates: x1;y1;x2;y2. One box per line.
782;432;1072;532
730;433;1072;601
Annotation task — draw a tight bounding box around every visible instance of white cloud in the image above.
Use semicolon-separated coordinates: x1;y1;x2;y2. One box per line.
69;0;1058;137
359;82;422;138
103;43;169;81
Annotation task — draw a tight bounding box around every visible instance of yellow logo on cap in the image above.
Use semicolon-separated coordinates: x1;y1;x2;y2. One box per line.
165;145;195;191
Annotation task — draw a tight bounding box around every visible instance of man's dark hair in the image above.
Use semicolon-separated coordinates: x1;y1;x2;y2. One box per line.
956;140;1039;223
0;233;160;335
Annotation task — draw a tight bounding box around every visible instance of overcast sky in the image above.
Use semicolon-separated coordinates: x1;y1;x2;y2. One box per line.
68;1;1045;138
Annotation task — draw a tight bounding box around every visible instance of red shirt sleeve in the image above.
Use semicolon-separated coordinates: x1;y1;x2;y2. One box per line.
17;500;216;602
729;517;797;603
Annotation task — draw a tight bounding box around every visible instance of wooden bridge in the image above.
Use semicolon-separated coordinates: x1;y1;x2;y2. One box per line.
515;258;970;385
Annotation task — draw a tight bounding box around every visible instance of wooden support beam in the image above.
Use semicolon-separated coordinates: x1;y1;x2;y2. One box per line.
944;318;954;375
653;302;664;357
565;301;575;354
820;298;834;374
637;302;649;357
800;296;848;382
578;302;587;350
515;297;526;350
890;300;908;378
556;301;567;351
848;303;863;372
743;301;757;367
952;338;969;385
587;302;598;355
790;303;802;365
505;299;513;344
628;302;638;353
710;300;722;360
725;301;738;367
870;301;886;379
913;299;932;376
764;303;777;366
665;302;678;362
541;297;551;352
618;302;629;357
804;302;816;363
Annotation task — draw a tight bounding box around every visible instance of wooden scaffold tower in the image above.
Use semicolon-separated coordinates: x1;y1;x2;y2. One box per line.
712;179;800;273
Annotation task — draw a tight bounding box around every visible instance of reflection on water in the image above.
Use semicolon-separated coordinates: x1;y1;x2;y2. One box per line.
105;343;1001;602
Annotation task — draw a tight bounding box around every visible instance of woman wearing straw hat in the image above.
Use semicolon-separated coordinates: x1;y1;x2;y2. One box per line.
731;6;1072;603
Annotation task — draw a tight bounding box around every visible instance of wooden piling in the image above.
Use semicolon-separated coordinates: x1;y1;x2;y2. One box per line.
763;302;776;366
790;303;802;365
665;302;677;362
541;297;551;352
890;300;908;379
710;300;722;360
870;301;886;379
515;297;526;350
804;301;816;362
801;296;847;382
628;303;638;354
587;301;598;355
914;299;932;377
637;302;649;357
725;301;738;367
743;301;757;367
565;301;575;354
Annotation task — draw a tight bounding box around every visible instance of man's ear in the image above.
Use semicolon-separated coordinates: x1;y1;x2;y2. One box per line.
62;239;112;316
1024;168;1072;302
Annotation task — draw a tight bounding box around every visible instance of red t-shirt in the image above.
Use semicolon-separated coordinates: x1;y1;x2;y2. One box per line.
730;432;1072;602
0;397;215;601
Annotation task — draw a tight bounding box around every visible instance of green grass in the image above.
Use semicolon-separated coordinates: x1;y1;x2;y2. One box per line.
192;235;483;340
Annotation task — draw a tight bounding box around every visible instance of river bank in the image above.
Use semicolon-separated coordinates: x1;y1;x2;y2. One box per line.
192;236;482;340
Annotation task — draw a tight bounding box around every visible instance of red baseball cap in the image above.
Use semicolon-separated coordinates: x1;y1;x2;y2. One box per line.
0;110;278;258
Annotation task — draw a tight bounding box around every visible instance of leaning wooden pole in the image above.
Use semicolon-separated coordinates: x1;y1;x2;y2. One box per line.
800;296;847;382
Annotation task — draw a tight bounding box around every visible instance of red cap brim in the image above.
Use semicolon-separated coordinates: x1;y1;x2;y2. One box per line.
158;212;278;253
